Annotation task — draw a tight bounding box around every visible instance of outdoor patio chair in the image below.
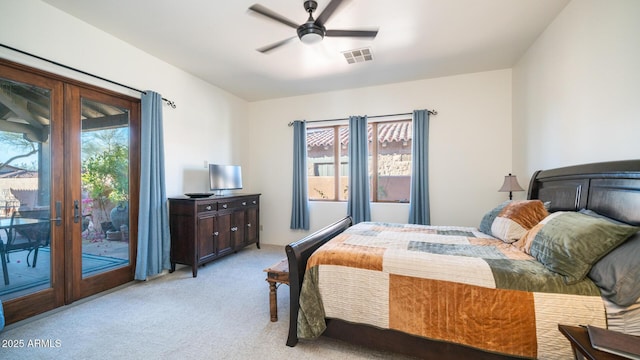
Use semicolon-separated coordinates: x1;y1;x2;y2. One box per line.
1;210;50;286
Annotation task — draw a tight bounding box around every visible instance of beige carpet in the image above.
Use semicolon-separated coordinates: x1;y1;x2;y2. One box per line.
0;244;414;359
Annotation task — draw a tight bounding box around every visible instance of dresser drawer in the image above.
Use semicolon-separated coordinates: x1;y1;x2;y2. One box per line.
197;202;217;213
239;196;259;207
217;200;234;211
218;196;259;210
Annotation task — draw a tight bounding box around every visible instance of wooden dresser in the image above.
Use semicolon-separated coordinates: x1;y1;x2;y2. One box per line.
168;193;260;277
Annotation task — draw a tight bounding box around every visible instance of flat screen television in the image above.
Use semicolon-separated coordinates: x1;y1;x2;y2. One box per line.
209;164;243;194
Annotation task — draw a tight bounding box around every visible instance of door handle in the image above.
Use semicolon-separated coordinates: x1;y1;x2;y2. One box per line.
52;201;62;226
73;200;80;223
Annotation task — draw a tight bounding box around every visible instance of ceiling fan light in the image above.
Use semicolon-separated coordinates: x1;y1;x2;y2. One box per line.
300;32;323;44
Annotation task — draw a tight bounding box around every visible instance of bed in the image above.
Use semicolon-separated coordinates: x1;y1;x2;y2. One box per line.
284;160;640;359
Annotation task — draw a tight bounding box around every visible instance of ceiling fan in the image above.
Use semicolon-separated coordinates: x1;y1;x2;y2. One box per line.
248;0;379;53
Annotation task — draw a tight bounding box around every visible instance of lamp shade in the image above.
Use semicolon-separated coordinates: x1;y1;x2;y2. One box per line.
498;173;524;200
498;174;525;192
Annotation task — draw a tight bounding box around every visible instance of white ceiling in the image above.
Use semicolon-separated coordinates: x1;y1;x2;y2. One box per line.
42;0;570;102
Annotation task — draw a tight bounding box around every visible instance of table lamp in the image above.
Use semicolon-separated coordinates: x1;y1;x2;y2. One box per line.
498;173;524;200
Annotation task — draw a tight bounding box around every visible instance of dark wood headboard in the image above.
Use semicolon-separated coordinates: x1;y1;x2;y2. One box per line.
528;160;640;226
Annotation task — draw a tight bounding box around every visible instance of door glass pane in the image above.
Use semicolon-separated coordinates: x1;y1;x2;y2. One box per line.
0;77;52;300
80;98;129;278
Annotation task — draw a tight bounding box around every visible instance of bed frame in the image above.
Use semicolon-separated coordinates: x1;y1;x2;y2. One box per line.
285;160;640;359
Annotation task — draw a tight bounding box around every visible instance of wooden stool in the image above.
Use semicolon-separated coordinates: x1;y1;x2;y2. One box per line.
264;258;289;322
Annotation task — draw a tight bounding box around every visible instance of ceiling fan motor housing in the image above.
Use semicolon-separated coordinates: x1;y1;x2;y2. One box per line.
298;0;324;43
297;23;325;43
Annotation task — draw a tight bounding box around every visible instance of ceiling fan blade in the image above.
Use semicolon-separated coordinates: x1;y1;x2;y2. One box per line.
248;4;299;29
256;37;297;53
315;0;349;27
325;29;378;38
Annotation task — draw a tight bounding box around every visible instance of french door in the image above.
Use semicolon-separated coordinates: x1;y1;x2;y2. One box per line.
0;59;139;324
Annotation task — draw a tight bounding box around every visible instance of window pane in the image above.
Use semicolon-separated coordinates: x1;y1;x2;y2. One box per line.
307;127;335;200
377;121;412;202
338;126;348;201
367;124;374;200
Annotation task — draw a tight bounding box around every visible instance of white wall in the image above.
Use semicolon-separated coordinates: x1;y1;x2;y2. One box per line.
248;69;513;245
513;0;640;179
0;0;250;198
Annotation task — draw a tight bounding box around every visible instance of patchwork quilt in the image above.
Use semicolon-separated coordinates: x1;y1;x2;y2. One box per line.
297;222;607;359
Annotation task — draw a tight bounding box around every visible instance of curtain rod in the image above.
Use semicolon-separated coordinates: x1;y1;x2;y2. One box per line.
0;43;177;109
287;110;437;127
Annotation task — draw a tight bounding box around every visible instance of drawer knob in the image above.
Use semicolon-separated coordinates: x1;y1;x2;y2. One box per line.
242;201;247;206
247;223;251;227
222;204;228;209
213;231;219;236
206;205;212;211
252;200;257;204
231;226;238;232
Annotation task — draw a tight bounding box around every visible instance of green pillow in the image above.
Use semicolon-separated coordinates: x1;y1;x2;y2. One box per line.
522;212;639;285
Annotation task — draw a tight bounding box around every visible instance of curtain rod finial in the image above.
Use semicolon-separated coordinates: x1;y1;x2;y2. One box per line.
164;99;176;109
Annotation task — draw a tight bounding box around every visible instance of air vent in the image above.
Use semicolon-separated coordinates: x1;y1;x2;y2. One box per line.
342;47;373;64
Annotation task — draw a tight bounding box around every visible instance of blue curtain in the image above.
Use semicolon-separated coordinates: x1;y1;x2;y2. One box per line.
0;299;4;331
290;120;310;230
347;115;371;224
135;91;171;280
408;109;431;225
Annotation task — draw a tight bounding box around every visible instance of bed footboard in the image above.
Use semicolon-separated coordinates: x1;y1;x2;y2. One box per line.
285;216;353;347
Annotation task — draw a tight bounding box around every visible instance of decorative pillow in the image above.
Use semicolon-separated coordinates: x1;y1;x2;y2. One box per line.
589;232;640;306
479;200;548;243
479;201;508;234
515;211;640;285
580;209;640;307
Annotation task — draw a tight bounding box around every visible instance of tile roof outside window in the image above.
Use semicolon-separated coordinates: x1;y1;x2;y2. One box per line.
306;122;412;148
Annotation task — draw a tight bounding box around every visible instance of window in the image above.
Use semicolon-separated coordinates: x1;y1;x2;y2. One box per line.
306;126;348;200
306;120;412;202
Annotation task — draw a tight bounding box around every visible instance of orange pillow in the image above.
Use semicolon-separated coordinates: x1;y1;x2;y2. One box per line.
480;200;549;243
